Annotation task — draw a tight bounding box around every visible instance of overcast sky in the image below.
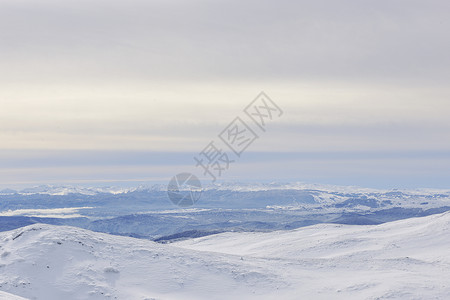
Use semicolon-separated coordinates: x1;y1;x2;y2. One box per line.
1;0;449;188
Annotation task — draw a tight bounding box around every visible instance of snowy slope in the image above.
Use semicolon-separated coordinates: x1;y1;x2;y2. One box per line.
175;211;450;259
175;212;450;299
0;291;28;300
1;213;450;299
0;224;284;300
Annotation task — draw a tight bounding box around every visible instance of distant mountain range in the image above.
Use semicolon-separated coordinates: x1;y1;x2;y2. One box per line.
0;183;449;241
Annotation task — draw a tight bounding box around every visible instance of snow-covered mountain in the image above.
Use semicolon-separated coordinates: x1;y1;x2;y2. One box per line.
3;182;450;197
1;182;449;241
0;212;449;299
1;182;449;216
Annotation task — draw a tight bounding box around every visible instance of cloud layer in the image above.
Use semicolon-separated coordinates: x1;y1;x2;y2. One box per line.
0;0;449;187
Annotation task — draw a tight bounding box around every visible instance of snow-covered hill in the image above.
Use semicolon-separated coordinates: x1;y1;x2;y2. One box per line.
1;212;450;299
0;224;286;300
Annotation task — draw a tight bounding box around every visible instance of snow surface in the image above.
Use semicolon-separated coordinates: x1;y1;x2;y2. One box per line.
0;207;94;219
1;213;449;299
0;290;28;300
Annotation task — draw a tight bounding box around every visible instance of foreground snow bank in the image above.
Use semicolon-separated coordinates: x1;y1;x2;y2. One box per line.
1;212;450;299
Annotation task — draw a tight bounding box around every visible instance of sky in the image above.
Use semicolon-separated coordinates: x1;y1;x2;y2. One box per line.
0;0;449;189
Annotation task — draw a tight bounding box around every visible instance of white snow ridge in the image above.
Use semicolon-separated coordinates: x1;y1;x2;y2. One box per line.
1;212;449;300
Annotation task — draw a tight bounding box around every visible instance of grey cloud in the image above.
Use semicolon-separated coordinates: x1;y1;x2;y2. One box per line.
1;0;449;83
